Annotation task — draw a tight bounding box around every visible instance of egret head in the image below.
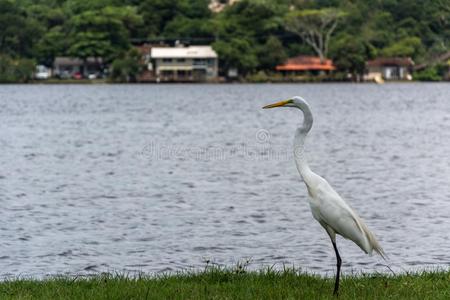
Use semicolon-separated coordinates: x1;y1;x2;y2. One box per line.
263;96;313;133
262;96;310;110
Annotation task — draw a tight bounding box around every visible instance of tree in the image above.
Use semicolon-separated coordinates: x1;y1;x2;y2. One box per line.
215;0;287;42
381;37;425;60
162;17;215;40
66;6;142;74
413;66;443;81
257;36;287;70
212;0;287;75
330;33;374;81
213;38;258;76
285;8;345;62
137;0;184;37
110;48;142;82
0;0;44;57
25;4;65;28
0;54;35;83
34;26;66;66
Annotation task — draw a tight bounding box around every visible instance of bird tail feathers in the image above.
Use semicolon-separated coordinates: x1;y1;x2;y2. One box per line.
360;219;387;260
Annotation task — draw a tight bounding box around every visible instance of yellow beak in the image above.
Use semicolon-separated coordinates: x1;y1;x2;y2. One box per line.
262;100;291;109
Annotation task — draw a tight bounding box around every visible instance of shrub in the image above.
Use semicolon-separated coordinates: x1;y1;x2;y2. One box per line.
413;66;442;81
109;48;142;83
246;71;269;83
0;54;35;83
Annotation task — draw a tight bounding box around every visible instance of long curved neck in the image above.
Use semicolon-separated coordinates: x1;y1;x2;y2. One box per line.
293;104;314;182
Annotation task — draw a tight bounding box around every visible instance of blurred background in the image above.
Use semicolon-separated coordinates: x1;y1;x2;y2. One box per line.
0;0;449;83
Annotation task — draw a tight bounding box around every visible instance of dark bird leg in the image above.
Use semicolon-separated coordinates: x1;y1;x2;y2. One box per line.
332;241;342;296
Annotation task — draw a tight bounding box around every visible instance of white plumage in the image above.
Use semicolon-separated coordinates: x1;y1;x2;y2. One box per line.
301;167;384;256
263;96;385;295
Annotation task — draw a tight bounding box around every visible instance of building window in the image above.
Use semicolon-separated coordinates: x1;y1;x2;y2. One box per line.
177;58;186;63
161;70;173;76
177;70;192;78
193;59;207;65
162;58;172;63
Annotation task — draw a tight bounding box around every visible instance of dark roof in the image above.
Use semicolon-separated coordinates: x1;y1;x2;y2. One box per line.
367;57;414;67
54;57;103;66
135;44;154;55
276;55;336;71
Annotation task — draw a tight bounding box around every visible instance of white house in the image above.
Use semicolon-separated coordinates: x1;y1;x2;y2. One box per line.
365;57;414;81
150;46;218;82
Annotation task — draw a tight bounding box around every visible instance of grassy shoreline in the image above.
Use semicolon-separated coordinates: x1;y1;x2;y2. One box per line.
1;268;449;299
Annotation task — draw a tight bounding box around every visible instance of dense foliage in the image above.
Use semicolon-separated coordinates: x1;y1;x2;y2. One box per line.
0;0;449;78
0;54;34;82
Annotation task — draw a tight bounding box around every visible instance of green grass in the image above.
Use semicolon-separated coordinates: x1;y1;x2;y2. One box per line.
1;267;449;300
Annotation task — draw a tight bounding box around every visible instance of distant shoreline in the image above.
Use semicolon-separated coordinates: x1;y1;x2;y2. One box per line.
2;79;447;85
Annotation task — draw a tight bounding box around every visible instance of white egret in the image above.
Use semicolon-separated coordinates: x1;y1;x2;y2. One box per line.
263;96;385;295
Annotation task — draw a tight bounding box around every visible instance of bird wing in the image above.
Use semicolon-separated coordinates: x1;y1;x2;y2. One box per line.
308;176;385;258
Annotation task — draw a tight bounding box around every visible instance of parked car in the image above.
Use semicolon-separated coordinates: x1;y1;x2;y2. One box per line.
58;70;71;79
35;65;50;80
72;72;83;79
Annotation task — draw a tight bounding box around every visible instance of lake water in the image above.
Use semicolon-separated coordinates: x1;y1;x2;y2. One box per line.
0;83;449;278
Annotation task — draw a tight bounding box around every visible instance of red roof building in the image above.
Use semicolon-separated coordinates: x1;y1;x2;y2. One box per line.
276;56;336;73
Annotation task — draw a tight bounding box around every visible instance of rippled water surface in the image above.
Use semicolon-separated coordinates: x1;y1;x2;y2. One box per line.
1;83;449;277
